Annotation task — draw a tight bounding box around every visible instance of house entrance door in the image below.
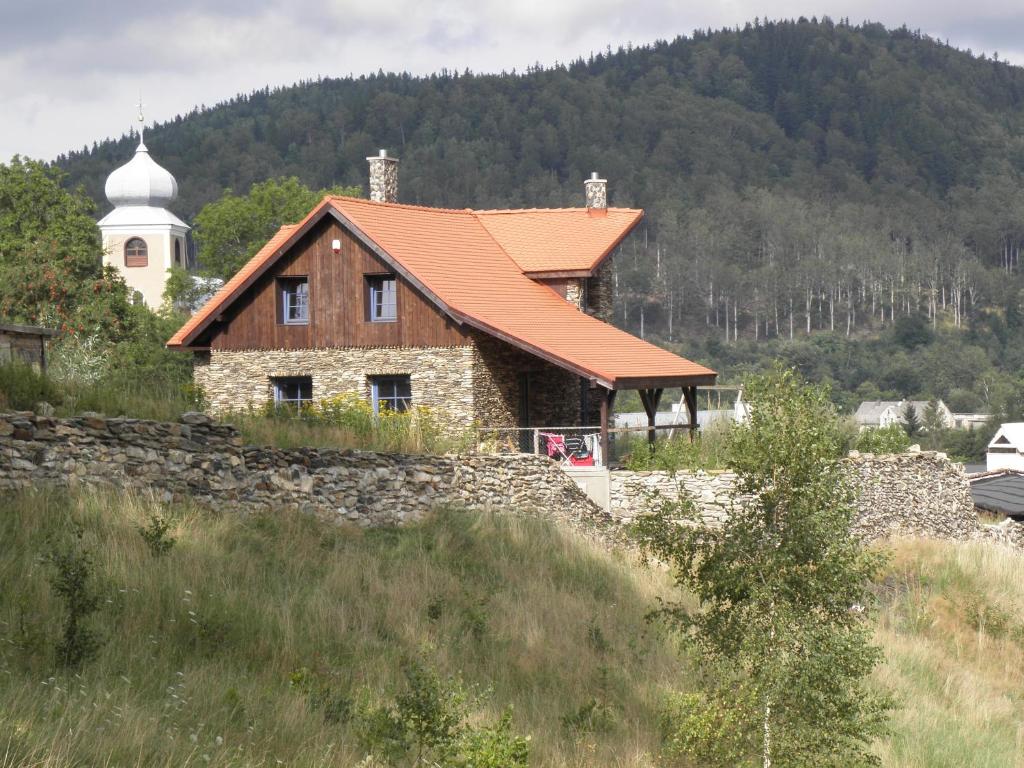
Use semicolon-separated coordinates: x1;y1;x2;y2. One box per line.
518;373;531;452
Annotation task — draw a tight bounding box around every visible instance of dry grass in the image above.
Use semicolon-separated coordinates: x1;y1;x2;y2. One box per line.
0;488;682;767
873;538;1024;767
4;489;1024;766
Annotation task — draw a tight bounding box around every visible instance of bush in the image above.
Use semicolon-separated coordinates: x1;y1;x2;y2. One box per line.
854;424;911;454
45;532;102;668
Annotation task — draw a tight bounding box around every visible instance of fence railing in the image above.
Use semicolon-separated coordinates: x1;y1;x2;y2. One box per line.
475;423;693;467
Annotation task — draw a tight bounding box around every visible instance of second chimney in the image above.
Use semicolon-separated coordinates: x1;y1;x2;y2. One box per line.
367;149;399;203
584;171;607;209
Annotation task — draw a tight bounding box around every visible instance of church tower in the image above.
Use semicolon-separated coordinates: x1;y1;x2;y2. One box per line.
98;106;189;308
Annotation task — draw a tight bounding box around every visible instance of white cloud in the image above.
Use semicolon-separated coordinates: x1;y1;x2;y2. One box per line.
1;0;1022;161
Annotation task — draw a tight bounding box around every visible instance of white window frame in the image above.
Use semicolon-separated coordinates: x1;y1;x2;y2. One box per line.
371;375;411;414
272;376;313;410
368;275;397;322
281;278;309;325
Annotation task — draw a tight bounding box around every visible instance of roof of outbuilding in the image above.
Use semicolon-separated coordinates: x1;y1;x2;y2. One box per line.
970;471;1024;517
168;196;715;389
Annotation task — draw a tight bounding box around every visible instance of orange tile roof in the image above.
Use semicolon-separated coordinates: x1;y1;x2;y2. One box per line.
474;207;643;273
169;196;715;388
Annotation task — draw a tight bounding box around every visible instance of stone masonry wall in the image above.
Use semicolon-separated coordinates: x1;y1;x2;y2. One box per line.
587;260;614;324
196;347;476;428
609;450;980;542
0;411;607;532
472;333;581;430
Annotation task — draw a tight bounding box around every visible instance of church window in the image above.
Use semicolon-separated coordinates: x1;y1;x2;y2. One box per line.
125;238;148;268
174;239;182;266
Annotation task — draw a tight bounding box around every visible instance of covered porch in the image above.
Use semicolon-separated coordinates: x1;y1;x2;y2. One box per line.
476;369;718;467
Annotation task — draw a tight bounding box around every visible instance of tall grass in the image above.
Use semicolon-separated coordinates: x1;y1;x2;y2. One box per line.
873;539;1024;768
5;487;1024;765
0;489;683;767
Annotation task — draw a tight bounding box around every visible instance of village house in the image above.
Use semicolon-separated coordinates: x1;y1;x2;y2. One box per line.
168;152;716;461
854;399;954;430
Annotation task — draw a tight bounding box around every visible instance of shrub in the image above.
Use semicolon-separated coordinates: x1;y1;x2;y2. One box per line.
138;513;176;557
353;659;529;767
855;424;911;454
44;532;102;668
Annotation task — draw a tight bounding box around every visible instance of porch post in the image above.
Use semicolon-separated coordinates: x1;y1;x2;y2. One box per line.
599;387;617;466
639;388;664;449
684;385;698;443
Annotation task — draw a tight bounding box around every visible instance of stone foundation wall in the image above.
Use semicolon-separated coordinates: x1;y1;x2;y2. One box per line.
196;346;476;427
0;411;607;532
609;450;980;542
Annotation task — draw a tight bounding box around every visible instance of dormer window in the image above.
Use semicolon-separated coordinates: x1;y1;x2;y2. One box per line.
278;277;309;325
124;238;148;268
367;275;397;322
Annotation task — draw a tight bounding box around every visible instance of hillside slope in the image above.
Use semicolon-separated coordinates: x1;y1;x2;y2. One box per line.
1;488;1023;766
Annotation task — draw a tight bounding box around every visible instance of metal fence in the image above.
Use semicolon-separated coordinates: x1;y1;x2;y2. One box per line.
475;423;693;467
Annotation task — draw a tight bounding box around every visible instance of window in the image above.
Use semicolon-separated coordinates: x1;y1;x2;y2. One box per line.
174;239;182;266
124;237;148;268
371;375;411;414
279;277;309;325
367;275;397;322
272;376;313;410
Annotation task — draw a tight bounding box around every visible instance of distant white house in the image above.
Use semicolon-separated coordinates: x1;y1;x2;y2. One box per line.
986;423;1024;472
854;400;954;430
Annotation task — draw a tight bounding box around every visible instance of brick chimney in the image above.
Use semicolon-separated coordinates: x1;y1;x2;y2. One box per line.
367;149;399;203
584;171;607;210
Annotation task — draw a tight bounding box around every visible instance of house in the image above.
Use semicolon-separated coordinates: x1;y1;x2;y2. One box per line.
0;323;58;372
986;423;1024;472
854;399;954;430
167;152;716;461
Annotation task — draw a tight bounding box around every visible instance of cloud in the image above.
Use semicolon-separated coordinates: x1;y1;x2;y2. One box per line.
1;0;1022;161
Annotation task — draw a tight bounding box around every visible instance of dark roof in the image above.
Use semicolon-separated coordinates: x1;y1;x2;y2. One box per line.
970;472;1024;517
0;323;58;338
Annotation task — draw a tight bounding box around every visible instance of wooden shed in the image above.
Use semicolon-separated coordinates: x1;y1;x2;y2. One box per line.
0;323;58;373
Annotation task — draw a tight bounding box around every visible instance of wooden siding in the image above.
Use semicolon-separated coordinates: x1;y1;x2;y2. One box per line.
208;219;471;350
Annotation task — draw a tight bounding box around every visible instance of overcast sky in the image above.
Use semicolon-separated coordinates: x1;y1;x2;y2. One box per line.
2;0;1023;162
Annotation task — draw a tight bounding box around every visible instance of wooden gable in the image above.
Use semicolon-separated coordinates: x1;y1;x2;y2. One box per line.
205;217;470;350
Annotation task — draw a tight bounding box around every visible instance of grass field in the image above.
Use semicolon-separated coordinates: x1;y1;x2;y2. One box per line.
1;489;1023;767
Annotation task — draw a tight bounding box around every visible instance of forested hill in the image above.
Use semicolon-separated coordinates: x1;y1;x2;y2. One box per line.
55;18;1024;414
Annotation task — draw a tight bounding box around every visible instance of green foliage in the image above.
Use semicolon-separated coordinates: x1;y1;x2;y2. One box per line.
0;360;63;410
902;403;921;437
44;530;102;668
634;367;890;766
0;157;137;338
354;659;529;767
854;425;911;454
235;392;473;454
622;422;732;471
137;514;175;557
193;177;360;280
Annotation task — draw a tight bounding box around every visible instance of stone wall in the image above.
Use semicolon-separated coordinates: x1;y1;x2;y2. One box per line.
587;260;614;324
471;333;581;430
196;346;477;428
0;411;607;532
608;450;980;542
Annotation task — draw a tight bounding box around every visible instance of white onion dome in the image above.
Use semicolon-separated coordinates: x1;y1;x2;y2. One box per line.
104;140;178;208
